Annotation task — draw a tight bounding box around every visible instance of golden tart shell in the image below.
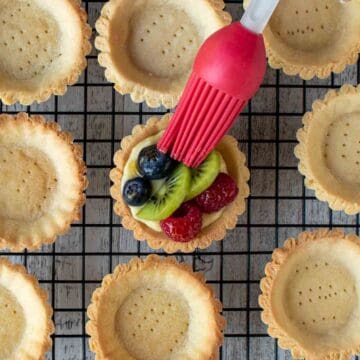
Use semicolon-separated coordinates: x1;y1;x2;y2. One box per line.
0;257;54;359
95;0;231;108
0;113;87;251
86;255;225;360
260;229;360;360
0;0;92;105
295;84;360;215
245;0;360;80
110;114;250;253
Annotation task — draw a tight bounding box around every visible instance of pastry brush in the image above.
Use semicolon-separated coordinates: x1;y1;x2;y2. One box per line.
158;0;280;168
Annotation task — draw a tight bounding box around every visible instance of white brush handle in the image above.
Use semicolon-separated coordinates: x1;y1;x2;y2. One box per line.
241;0;280;34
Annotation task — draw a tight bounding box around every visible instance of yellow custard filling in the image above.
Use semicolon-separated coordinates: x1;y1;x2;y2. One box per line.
121;132;227;232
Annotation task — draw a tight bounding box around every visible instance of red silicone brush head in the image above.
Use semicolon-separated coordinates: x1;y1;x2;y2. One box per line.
158;22;266;168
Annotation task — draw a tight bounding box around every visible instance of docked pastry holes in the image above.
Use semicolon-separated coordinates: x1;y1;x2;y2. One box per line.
295;85;360;214
0;146;57;221
269;0;341;52
264;232;360;358
97;0;230;108
128;6;200;78
0;0;91;105
116;287;189;359
87;256;225;359
245;0;360;79
286;259;356;336
0;1;61;81
0;259;53;358
324;113;360;185
0;285;26;359
0;113;86;250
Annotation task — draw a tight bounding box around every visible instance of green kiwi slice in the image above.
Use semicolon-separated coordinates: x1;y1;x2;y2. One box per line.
185;151;221;201
137;164;191;221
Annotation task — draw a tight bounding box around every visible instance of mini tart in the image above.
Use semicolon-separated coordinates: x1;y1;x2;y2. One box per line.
0;0;92;105
0;257;54;359
259;229;360;360
295;84;360;215
87;255;225;360
0;113;87;251
95;0;231;108
110;114;250;253
244;0;360;80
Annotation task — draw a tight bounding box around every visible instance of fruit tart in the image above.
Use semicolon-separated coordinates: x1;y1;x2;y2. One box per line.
110;114;250;253
87;255;225;359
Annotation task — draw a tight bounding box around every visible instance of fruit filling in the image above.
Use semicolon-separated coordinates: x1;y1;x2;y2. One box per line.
138;144;176;180
196;172;239;213
160;202;202;242
121;132;239;242
137;164;191;221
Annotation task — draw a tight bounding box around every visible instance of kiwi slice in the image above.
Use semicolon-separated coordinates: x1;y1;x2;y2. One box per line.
137;164;191;221
185;151;221;201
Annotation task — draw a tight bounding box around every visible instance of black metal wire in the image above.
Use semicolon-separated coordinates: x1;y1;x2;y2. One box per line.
246;90;253;360
273;69;280;360
0;0;359;358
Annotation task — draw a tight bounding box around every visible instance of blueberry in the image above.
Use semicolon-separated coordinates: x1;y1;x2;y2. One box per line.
122;177;152;206
138;145;175;180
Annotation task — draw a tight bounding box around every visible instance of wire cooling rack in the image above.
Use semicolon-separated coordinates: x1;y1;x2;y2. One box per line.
0;0;359;359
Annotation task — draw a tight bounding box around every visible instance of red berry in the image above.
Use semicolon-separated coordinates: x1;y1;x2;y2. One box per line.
195;173;238;213
160;202;202;242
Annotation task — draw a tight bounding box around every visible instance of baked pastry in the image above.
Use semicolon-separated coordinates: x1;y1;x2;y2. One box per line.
0;257;54;359
295;84;360;215
0;0;92;105
110;114;250;253
0;113;87;250
95;0;231;108
244;0;360;80
87;255;225;360
260;229;360;360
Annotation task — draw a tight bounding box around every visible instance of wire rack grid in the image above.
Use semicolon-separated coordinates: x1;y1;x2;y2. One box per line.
0;0;359;359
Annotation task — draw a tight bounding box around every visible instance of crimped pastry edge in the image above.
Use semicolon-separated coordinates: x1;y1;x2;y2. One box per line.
294;84;360;215
109;114;250;253
0;112;87;251
243;0;360;80
86;254;225;360
95;0;232;108
0;0;92;106
259;229;360;360
0;257;54;359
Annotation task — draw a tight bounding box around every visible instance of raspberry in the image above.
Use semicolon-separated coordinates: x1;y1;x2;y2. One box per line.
160;202;202;242
195;173;238;213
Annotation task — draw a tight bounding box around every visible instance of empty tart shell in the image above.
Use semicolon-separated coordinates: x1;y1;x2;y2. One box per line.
244;0;360;80
260;229;360;360
87;255;225;360
0;0;92;105
95;0;231;108
295;84;360;215
0;113;87;251
110;114;250;253
0;257;54;359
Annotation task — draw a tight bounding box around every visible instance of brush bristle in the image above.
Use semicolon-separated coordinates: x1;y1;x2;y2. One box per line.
158;73;246;168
